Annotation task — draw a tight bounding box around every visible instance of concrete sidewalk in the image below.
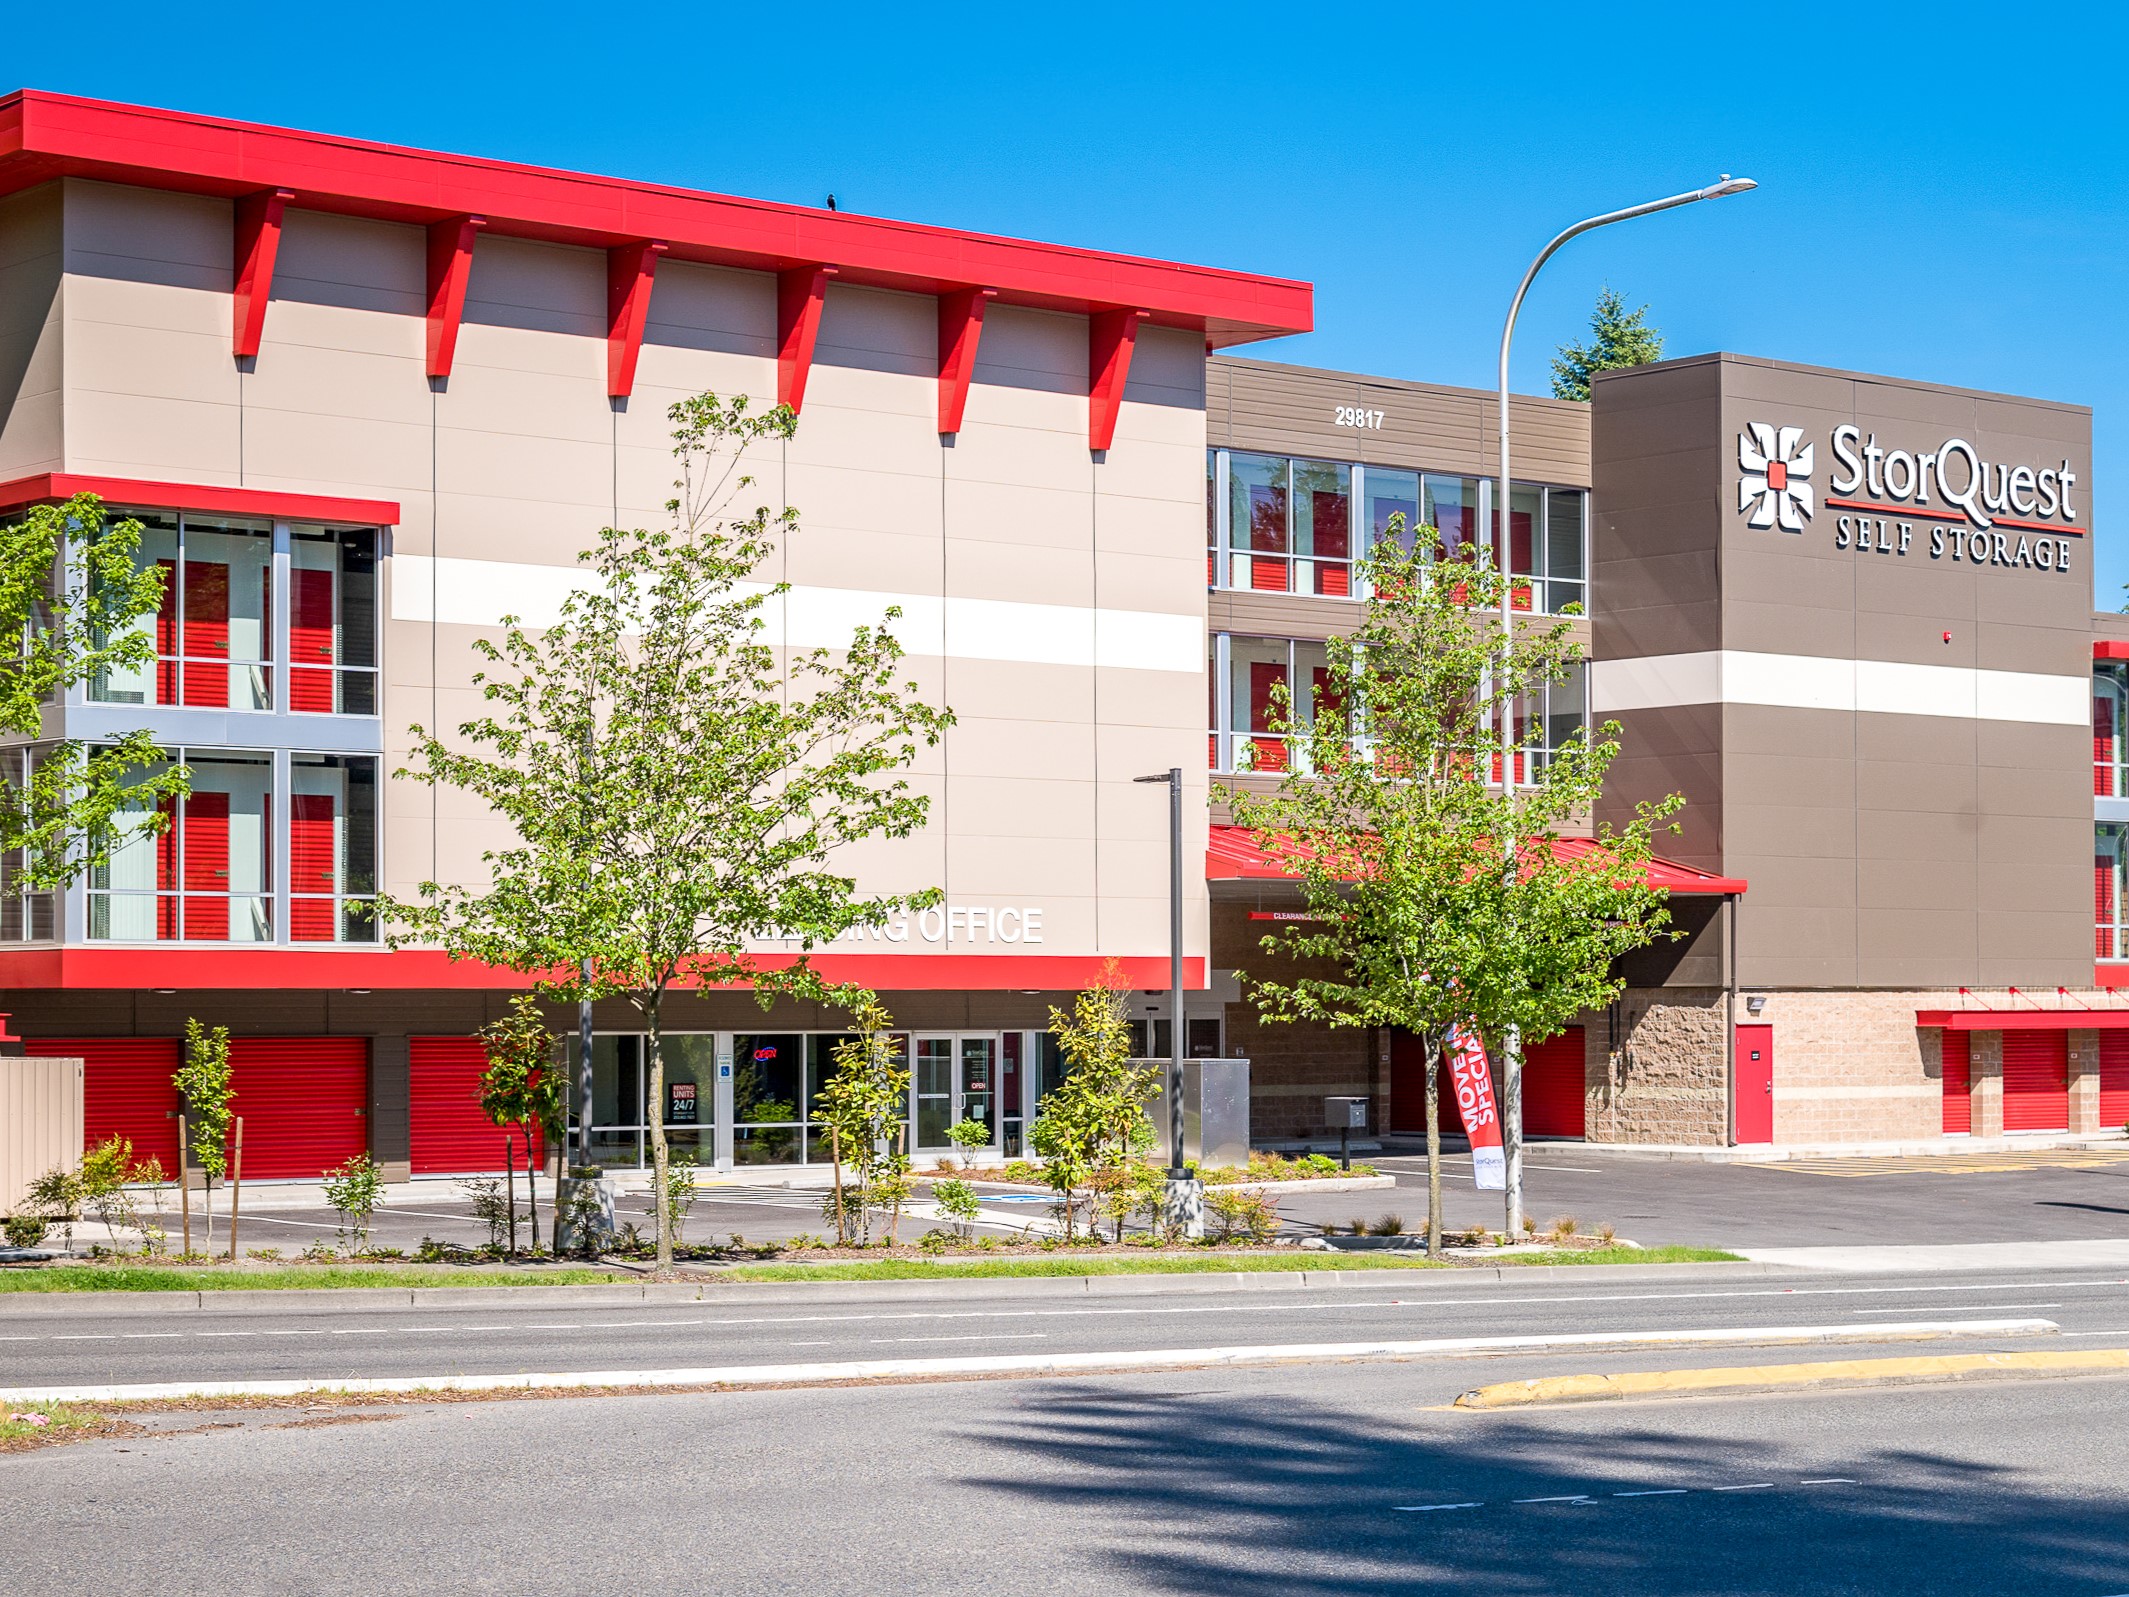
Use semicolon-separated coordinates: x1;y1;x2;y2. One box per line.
1382;1130;2129;1164
1735;1238;2129;1273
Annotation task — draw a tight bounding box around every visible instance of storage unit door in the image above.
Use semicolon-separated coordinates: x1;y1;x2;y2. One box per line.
226;1038;368;1179
1522;1028;1586;1138
2001;1030;2069;1133
1389;1030;1429;1134
410;1037;540;1175
1941;1031;1972;1135
24;1038;181;1169
2100;1032;2129;1132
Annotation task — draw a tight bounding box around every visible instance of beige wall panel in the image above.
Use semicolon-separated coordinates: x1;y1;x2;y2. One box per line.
941;536;1094;610
939;661;1094;725
637;259;776;364
971;304;1082;389
785;525;944;597
943;834;1097;898
271;209;425;326
943;476;1094;553
1856;808;1977;862
63;180;228;286
1857;757;1978;815
1091;547;1202;617
461;235;603;342
1123;325;1208;414
1977;765;2088;822
0;185;63;477
941;773;1096;837
1092;437;1204;516
1093;665;1201;733
944;709;1097;775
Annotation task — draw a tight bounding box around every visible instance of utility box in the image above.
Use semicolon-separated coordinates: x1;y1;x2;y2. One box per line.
1324;1095;1369;1130
1140;1058;1251;1168
1;1055;83;1212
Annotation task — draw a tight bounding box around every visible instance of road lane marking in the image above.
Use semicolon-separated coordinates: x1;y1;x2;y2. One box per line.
866;1334;1049;1344
1712;1483;1774;1491
1612;1490;1688;1497
1393;1503;1482;1512
1852;1304;2059;1314
1514;1495;1592;1504
1800;1479;1856;1485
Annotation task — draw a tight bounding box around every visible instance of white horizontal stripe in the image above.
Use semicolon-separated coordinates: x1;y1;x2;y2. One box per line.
1591;650;2087;726
391;555;1200;673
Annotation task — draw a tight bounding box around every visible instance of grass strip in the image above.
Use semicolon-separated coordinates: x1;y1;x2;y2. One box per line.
0;1265;625;1293
723;1246;1740;1282
0;1401;126;1450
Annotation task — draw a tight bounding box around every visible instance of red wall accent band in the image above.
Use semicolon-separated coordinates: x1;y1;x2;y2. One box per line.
1917;1008;2129;1031
1088;307;1148;452
936;286;996;435
606;239;667;399
1824;496;2086;538
424;214;484;379
2095;642;2129;662
0;472;400;526
777;265;837;413
0;91;1311;347
231;187;293;360
0;947;1206;993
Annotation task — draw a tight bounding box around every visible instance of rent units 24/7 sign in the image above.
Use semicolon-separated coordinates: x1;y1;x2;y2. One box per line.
1738;420;2082;574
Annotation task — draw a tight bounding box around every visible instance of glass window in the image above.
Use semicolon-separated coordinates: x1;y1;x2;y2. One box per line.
1227;453;1290;593
289;753;378;944
1292;460;1353;598
1228;636;1291;772
1424;476;1480;564
732;1033;803;1165
1364;468;1420;561
2097;667;2127;799
90;748;272;942
2101;825;2127;961
1547;489;1587;612
289;526;379;716
0;748;55;941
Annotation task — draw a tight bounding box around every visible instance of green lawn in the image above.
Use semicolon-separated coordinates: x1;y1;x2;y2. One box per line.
723;1246;1740;1283
0;1264;626;1293
0;1402;107;1445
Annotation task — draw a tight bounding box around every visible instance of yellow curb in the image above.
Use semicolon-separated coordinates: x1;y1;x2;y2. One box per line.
1453;1348;2129;1409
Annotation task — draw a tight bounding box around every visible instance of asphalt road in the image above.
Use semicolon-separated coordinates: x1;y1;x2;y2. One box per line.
8;1355;2128;1595
5;1263;2127;1389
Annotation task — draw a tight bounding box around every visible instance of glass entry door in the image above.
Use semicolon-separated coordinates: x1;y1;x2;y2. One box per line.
913;1034;998;1154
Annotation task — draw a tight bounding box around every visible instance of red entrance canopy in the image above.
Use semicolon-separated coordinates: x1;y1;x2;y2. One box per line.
1205;825;1748;896
1916;1009;2129;1031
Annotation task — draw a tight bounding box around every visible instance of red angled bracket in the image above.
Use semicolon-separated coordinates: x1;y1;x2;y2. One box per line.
937;286;996;435
1088;307;1149;452
232;188;294;360
425;214;485;379
777;265;838;413
606;239;668;399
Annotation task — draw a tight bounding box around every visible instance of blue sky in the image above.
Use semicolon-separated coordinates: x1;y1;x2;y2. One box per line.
9;2;2129;600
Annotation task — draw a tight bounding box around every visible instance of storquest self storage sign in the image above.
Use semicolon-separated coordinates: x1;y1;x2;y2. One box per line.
1737;417;2083;574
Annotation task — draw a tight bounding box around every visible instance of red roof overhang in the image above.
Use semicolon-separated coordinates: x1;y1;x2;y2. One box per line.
2096;641;2129;661
0;472;399;525
1206;824;1748;895
1917;1009;2129;1030
0;90;1312;348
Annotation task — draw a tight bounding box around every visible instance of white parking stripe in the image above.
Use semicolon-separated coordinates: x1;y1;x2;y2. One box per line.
1393;1503;1482;1512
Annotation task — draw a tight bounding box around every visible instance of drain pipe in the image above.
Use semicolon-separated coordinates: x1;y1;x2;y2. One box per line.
1724;893;1739;1147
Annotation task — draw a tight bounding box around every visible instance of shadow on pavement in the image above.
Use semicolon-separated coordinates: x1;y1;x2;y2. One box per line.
965;1385;2129;1595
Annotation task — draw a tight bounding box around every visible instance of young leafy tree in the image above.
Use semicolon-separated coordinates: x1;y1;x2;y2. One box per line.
0;493;188;889
174;1018;234;1252
1030;964;1159;1242
391;394;952;1271
814;993;912;1247
1549;286;1665;401
1224;528;1680;1248
478;995;563;1255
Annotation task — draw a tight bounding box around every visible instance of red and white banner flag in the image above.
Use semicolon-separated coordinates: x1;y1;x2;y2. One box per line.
1447;1027;1505;1190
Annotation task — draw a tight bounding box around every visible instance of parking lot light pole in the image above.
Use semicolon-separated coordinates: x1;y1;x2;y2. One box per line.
1135;767;1201;1238
1493;174;1756;1237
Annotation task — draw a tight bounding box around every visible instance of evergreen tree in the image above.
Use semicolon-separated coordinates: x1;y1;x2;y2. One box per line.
1550;287;1665;401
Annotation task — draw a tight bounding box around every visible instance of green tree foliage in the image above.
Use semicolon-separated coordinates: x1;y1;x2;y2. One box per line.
391;394;953;1271
175;1018;233;1249
1030;965;1160;1241
1550;287;1665;401
0;493;188;886
1224;530;1681;1244
478;995;563;1253
814;994;913;1247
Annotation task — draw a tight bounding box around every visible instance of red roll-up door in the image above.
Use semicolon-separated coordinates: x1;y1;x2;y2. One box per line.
1523;1027;1586;1139
1942;1031;1972;1135
410;1036;542;1175
2001;1030;2069;1133
226;1038;368;1179
1389;1029;1428;1135
23;1038;182;1169
289;793;337;942
2099;1033;2129;1133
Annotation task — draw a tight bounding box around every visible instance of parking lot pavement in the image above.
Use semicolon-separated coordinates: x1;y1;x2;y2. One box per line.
1274;1145;2129;1248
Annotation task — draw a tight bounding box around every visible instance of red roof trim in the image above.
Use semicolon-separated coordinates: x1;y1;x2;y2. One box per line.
2095;641;2129;661
1918;1009;2129;1031
0;947;1204;993
0;473;400;525
1205;824;1747;895
0;90;1313;347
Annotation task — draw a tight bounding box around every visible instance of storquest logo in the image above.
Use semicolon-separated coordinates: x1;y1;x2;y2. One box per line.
1738;422;1815;532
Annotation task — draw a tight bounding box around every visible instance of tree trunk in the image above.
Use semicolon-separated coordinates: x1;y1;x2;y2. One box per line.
829;1124;846;1246
525;1124;541;1255
203;1174;214;1251
505;1135;518;1254
1422;1031;1444;1260
1502;1022;1523;1238
646;989;672;1272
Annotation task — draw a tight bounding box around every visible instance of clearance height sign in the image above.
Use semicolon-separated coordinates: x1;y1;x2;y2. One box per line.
1737;420;2083;574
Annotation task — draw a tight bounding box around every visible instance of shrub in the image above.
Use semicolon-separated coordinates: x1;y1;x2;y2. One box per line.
1596;1223;1617;1246
932;1176;981;1242
1373;1213;1404;1236
1548;1215;1579;1242
3;1214;48;1248
78;1137;139;1247
1206;1188;1279;1244
1347;1217;1369;1237
651;1151;699;1247
462;1178;510;1249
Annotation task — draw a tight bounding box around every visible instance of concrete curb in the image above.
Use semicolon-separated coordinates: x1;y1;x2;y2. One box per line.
0;1317;2057;1406
1454;1344;2123;1409
0;1258;1792;1318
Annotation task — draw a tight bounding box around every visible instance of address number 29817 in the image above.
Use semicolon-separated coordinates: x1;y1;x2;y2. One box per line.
1334;406;1385;430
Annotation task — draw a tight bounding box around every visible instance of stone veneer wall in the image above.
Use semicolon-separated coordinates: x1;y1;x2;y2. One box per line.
1586;989;1726;1146
1223;1004;1377;1140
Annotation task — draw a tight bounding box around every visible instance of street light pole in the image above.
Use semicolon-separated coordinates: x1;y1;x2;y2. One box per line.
1493;175;1756;1240
1135;767;1201;1238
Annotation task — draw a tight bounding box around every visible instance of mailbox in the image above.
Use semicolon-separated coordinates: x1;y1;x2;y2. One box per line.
1324;1095;1369;1130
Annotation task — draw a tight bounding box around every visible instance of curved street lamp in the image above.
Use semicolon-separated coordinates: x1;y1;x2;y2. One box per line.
1493;176;1758;1237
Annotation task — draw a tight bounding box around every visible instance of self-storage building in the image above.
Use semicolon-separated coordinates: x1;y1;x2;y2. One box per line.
0;89;2117;1179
